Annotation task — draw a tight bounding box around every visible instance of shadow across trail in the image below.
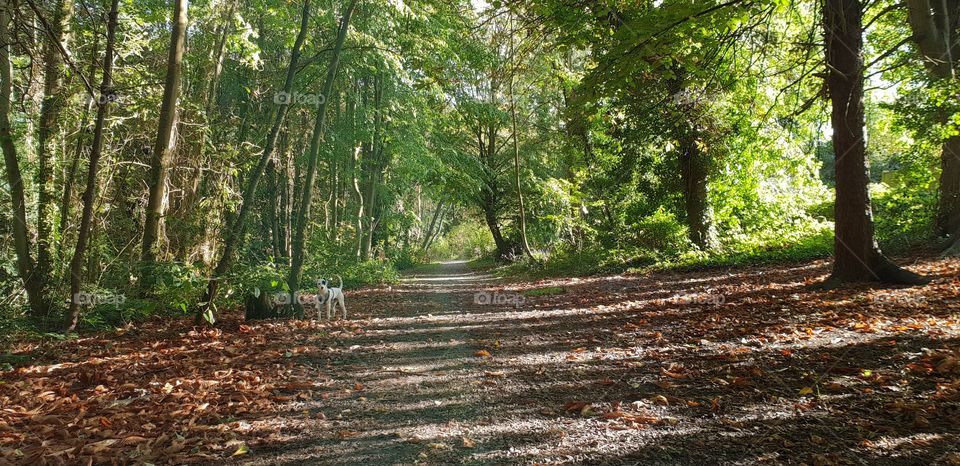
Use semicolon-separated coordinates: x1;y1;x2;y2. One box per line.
244;261;513;465
240;257;960;465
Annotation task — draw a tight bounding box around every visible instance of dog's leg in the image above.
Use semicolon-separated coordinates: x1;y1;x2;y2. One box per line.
340;296;346;319
326;298;332;320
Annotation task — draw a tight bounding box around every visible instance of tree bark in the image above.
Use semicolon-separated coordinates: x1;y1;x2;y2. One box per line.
66;0;119;332
34;0;75;315
824;0;927;286
906;0;960;244
198;0;312;322
1;5;47;316
421;198;445;251
288;0;358;318
481;191;509;259
141;0;188;275
678;129;711;249
59;33;100;249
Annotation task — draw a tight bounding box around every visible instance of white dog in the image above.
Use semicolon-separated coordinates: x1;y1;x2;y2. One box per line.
316;275;346;320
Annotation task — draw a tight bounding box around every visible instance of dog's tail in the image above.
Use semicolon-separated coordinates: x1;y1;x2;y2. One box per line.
336;274;343;289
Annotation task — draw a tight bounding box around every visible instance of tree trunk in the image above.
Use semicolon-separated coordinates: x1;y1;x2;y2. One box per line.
197;0;311;321
0;7;47;316
940;134;960;238
824;0;926;286
66;0;119;332
678;129;711;249
288;0;358;318
424;207;446;252
35;0;75;315
141;0;188;275
59;33;100;249
509;13;536;262
420;199;445;251
481;191;509;259
905;0;960;245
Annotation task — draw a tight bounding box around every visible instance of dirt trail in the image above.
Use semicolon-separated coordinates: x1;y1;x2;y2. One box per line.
242;258;960;465
247;261;519;464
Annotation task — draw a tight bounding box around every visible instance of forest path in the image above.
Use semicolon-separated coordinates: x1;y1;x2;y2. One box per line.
247;261;529;464
241;257;960;465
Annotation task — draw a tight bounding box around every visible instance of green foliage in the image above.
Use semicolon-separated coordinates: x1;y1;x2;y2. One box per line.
521;286;565;297
427;221;495;261
341;260;401;287
140;262;207;315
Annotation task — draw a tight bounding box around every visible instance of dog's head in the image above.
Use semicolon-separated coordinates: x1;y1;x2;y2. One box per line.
316;278;329;293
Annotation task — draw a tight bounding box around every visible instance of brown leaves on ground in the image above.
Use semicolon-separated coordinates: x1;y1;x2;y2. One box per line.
489;254;960;463
2;255;959;465
0;318;350;464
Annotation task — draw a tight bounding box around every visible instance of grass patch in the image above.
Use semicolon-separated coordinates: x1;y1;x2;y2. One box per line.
521;286;566;297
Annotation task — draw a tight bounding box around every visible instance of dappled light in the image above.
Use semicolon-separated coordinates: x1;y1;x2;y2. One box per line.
2;0;960;463
4;259;959;463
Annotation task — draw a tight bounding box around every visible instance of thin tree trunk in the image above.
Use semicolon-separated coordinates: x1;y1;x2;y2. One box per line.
141;0;188;275
197;0;312;321
1;7;47;316
331;156;340;241
509;13;536;262
823;0;926;286
204;0;235;118
424;207;447;252
288;0;358;318
66;0;119;332
353;145;365;258
420;198;445;251
59;33;100;248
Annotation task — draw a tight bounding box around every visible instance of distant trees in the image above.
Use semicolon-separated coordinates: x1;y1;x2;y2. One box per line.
1;0;953;330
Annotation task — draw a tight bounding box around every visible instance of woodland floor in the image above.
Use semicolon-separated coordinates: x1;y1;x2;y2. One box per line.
2;257;960;465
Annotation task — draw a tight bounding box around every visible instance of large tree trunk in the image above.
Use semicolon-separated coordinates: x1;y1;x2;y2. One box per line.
481;191;509;259
824;0;926;286
940;134;960;238
288;0;358;318
34;0;75;316
66;0;119;332
905;0;960;245
1;7;48;316
141;0;188;275
198;0;311;322
666;71;712;250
